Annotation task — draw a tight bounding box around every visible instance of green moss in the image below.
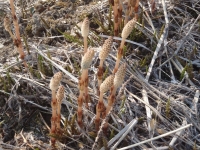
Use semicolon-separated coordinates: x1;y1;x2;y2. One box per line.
119;95;126;114
186;63;194;80
103;66;109;80
193;141;197;150
158;24;165;39
37;54;53;76
57;29;83;45
180;64;187;80
102;137;108;150
93;18;108;34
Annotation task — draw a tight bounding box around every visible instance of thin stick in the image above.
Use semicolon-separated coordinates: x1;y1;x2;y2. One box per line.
114;0;119;36
118;124;192;150
97;60;104;91
110;119;138;150
118;0;123;29
9;0;27;68
134;0;140;20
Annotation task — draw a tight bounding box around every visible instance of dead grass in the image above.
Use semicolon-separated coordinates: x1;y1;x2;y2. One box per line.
0;0;200;149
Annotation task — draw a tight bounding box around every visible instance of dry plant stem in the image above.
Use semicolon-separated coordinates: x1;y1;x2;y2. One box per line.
84;37;88;54
113;38;126;74
56;83;65;133
7;30;15;40
95;104;101;131
77;80;84;127
9;0;27;68
134;0;140;20
119;124;192;150
97;60;104;92
113;46;123;74
51;90;57;147
49;72;62;147
84;70;89;108
95;92;105;131
118;1;123;29
106;86;116;115
56;104;61;131
114;0;119;36
77;70;87;127
125;3;131;25
129;7;134;18
103;86;116;132
96;75;114;131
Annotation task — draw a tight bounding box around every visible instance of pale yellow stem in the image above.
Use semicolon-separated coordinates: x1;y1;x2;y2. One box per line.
84;37;88;54
84;70;89;108
118;1;123;29
99;92;104;103
120;38;126;49
114;1;119;36
95;108;101;131
103;87;117;132
51;90;57;147
56;104;61;132
98;60;104;89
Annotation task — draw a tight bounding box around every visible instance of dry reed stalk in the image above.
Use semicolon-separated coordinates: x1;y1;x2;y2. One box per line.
103;64;126;132
127;0;137;19
81;17;90;54
84;71;89;109
134;0;140;20
78;49;94;127
95;75;114;131
9;0;27;68
56;85;65;134
114;0;119;36
124;0;131;25
124;0;136;24
113;18;136;73
97;36;113;95
118;0;123;30
109;0;114;6
49;72;63;147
